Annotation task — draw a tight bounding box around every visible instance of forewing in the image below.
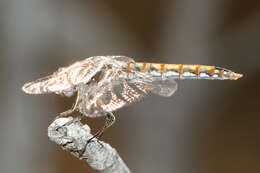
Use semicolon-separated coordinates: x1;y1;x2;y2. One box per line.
68;58;105;85
109;55;135;63
22;73;73;94
22;57;104;94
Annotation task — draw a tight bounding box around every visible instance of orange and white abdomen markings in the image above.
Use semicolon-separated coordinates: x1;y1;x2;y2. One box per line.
126;62;166;79
127;62;242;80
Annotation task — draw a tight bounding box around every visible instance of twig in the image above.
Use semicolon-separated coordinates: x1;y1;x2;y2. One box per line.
48;117;131;173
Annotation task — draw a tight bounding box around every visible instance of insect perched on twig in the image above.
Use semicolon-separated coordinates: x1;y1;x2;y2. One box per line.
22;56;243;141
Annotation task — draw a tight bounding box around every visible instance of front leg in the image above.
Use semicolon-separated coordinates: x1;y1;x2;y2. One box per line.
54;93;83;131
56;92;81;119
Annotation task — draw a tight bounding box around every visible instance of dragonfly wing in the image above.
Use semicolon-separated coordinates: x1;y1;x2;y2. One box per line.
99;80;149;112
81;71;177;113
99;78;177;112
130;71;178;97
22;57;104;94
22;73;74;94
148;79;177;97
68;57;105;85
109;55;135;63
22;56;136;95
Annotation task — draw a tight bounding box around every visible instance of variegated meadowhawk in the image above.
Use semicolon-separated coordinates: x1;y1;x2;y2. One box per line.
22;56;243;140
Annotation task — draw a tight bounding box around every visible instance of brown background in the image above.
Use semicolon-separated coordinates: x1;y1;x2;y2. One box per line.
0;0;259;173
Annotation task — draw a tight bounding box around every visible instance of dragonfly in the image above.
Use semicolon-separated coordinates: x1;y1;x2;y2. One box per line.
22;56;243;141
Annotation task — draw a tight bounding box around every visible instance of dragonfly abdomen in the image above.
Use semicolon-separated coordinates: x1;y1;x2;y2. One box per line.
127;62;242;80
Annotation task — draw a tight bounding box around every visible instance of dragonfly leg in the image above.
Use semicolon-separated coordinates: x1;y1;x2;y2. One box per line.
56;92;81;119
87;112;116;143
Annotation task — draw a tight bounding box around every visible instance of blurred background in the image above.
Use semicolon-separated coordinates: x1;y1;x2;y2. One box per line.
0;0;259;172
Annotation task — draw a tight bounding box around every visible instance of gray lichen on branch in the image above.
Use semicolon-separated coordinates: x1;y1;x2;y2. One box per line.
48;117;131;173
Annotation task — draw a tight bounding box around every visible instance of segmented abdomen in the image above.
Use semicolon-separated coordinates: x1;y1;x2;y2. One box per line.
127;62;242;80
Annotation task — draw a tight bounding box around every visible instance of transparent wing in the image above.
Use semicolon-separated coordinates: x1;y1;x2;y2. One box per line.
108;55;135;63
22;57;105;94
67;59;105;85
98;76;177;112
22;56;135;95
100;80;149;112
139;78;177;97
22;73;73;94
130;71;178;97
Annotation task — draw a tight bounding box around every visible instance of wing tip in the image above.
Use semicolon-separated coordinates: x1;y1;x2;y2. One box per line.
22;82;37;94
22;81;45;94
22;74;56;94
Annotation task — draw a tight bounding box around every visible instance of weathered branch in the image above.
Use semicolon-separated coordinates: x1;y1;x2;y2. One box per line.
48;117;131;173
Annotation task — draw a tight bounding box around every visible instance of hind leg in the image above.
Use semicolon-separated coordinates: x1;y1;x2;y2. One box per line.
87;112;116;143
